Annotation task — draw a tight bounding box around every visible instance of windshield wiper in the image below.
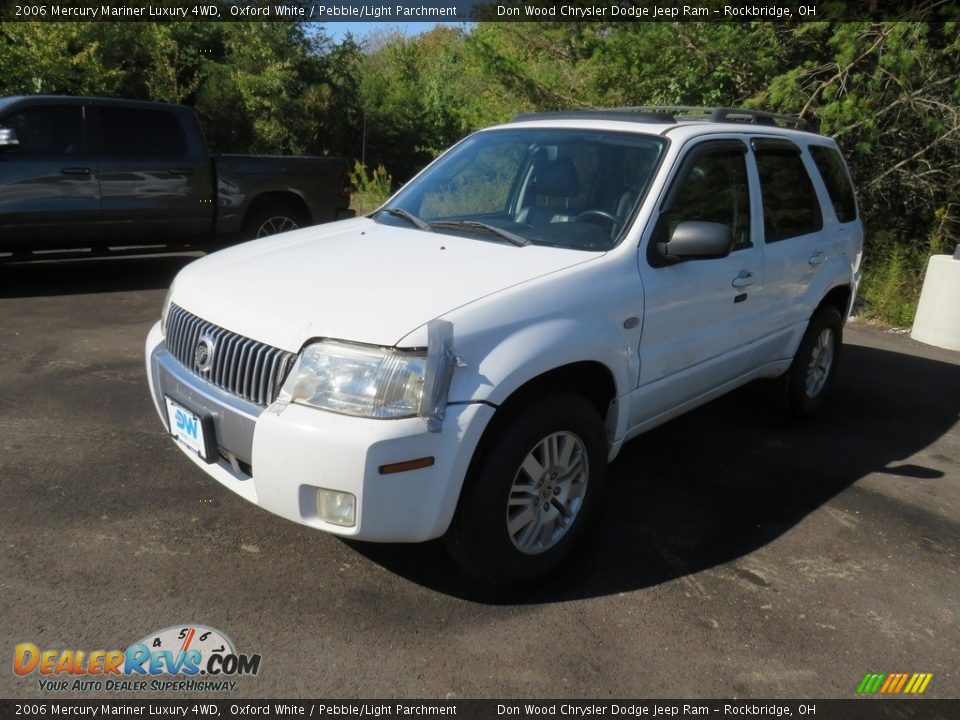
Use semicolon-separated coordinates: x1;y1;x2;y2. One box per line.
430;220;529;247
379;207;433;232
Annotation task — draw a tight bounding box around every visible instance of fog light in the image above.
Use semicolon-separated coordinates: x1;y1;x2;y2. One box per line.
316;488;356;527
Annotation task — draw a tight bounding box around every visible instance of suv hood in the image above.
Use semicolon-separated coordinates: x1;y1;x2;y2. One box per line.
171;218;601;351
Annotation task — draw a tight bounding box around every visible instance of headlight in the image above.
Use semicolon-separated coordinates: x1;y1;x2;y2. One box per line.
159;282;176;336
282;341;426;419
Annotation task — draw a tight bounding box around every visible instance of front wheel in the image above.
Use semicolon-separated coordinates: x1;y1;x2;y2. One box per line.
779;306;843;417
445;393;607;583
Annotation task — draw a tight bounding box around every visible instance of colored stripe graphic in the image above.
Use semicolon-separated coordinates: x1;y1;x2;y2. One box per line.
906;673;933;694
857;673;885;694
857;672;932;695
893;673;909;693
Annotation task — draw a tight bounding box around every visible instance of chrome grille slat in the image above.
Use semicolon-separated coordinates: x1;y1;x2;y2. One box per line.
171;310;187;361
187;315;202;370
211;327;229;386
240;338;253;392
223;333;239;389
219;327;233;387
179;314;193;365
164;304;295;407
250;345;266;405
265;352;280;403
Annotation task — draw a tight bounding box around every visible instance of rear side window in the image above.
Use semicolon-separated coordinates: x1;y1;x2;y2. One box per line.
2;105;84;155
809;145;857;223
754;142;823;243
100;107;188;157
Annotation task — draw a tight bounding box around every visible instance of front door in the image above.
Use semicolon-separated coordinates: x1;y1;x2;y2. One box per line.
630;139;766;426
0;102;101;248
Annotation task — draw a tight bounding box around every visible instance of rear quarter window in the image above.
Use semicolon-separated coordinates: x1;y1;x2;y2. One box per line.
809;145;858;223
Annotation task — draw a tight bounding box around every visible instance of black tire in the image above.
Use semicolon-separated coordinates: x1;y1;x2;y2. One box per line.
242;202;308;240
777;306;843;417
445;393;607;583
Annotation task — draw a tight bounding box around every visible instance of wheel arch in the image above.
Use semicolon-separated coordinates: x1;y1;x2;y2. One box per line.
242;191;311;231
816;283;853;321
495;361;618;422
465;360;619;487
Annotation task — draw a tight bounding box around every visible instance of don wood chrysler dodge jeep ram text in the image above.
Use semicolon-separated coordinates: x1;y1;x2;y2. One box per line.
146;107;863;582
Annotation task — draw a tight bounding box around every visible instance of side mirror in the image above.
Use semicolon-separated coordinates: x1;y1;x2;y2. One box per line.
0;127;19;149
657;221;733;262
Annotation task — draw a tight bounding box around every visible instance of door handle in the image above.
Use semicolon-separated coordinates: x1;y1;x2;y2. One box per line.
60;167;91;175
732;271;754;289
809;251;827;266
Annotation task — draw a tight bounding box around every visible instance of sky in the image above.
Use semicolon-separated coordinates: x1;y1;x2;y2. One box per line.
323;22;456;42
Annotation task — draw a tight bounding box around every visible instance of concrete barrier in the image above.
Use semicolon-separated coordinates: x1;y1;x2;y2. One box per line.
911;253;960;351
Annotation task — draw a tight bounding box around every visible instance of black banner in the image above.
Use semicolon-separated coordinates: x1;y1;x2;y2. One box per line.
1;700;959;720
0;0;957;23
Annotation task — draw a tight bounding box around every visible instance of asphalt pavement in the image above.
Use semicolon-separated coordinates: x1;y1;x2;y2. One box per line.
1;254;958;699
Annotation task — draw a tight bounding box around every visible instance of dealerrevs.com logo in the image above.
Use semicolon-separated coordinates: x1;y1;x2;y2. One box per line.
13;625;261;693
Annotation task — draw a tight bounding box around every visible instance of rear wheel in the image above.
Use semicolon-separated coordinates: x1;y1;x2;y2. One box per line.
243;202;308;239
778;306;843;417
445;393;607;583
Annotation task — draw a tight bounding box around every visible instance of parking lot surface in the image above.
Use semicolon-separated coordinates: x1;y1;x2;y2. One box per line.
1;255;958;699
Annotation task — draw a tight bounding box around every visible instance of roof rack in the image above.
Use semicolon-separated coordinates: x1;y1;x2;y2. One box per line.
509;109;675;124
509;106;812;131
628;106;811;130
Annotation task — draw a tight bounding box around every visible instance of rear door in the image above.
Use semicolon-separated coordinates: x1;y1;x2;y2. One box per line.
0;101;101;247
749;137;836;360
94;104;212;240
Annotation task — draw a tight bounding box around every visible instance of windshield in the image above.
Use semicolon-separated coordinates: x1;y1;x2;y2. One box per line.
376;128;666;251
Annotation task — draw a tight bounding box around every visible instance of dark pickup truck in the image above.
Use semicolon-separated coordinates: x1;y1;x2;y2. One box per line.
0;96;353;256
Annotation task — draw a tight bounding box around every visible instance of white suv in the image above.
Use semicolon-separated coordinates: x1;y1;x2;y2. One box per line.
146;107;863;582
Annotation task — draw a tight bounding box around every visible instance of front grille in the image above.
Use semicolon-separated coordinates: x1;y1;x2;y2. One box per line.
165;304;295;406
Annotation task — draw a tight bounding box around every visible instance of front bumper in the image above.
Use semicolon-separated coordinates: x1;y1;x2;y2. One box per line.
145;322;494;542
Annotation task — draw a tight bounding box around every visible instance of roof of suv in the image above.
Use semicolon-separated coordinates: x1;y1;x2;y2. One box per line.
497;106;828;144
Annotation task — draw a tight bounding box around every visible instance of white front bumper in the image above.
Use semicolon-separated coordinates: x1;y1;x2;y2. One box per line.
145;322;494;542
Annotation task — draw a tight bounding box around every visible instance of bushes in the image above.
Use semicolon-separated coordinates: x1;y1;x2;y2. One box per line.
350;161;393;216
859;209;957;326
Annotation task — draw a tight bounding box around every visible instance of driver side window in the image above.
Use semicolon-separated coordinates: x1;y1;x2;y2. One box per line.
3;105;85;155
663;148;752;250
420;143;527;219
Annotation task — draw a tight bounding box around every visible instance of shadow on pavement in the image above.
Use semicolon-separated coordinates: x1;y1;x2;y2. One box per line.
348;341;959;604
0;253;202;299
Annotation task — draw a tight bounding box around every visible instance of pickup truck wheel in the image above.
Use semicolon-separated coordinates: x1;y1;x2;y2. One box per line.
244;203;307;239
445;394;607;583
780;307;843;417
